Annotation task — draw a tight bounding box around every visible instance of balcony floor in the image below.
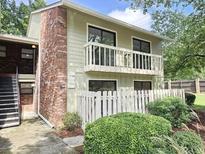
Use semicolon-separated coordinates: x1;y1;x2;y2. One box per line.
85;65;162;76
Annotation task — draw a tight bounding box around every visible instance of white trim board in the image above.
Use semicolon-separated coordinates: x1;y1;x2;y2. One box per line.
0;34;38;45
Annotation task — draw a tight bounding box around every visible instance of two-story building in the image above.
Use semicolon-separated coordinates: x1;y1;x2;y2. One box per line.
0;0;170;128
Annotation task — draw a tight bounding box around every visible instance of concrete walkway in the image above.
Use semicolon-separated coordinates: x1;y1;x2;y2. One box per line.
63;136;84;148
0;119;78;154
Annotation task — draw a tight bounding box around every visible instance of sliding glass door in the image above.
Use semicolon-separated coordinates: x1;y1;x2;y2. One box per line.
132;38;151;70
88;26;116;66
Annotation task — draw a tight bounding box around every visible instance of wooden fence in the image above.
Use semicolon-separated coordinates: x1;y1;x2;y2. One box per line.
77;89;185;125
165;79;205;93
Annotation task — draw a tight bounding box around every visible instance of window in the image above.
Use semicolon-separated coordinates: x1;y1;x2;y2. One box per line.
0;45;6;57
134;81;152;90
133;38;151;69
89;80;117;92
21;49;33;59
88;25;116;46
133;38;151;53
20;83;33;94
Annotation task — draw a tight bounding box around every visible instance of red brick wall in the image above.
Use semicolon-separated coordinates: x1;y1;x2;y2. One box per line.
39;7;67;127
20;94;33;113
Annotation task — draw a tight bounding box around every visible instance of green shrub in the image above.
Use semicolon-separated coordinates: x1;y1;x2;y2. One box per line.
185;92;196;106
84;112;172;154
152;135;186;154
153;131;204;154
63;112;82;131
148;97;191;128
173;131;204;154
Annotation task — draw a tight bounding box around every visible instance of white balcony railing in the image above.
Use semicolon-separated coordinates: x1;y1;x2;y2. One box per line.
84;42;163;75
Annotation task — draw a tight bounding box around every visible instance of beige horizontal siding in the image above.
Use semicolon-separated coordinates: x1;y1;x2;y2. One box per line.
66;8;163;112
28;7;164;113
27;13;41;39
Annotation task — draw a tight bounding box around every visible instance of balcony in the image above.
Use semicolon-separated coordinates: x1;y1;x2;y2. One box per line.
84;42;163;75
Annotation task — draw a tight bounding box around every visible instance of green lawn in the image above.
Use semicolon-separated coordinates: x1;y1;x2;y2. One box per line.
194;93;205;111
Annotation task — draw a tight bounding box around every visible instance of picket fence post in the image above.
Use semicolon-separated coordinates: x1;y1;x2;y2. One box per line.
96;91;101;119
77;89;185;125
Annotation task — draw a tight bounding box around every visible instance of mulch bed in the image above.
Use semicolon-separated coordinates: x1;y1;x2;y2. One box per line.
55;128;84;138
173;109;205;145
54;109;205;153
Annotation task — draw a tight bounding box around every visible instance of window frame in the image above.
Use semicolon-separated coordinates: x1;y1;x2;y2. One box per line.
131;36;152;54
133;80;153;91
88;79;118;92
21;48;34;60
87;23;117;47
0;45;6;57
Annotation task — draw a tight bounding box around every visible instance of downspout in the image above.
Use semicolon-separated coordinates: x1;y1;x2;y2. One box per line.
37;38;54;128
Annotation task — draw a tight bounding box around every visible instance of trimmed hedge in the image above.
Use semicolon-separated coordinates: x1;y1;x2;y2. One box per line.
173;131;204;154
84;112;172;154
185;92;196;106
147;97;191;128
63;112;82;131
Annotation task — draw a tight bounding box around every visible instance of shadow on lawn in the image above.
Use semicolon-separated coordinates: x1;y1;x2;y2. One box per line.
0;136;12;154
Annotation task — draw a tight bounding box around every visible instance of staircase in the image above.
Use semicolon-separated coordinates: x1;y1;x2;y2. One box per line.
0;75;20;128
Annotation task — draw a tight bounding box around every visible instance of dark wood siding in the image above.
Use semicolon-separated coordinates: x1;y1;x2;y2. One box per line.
0;40;38;74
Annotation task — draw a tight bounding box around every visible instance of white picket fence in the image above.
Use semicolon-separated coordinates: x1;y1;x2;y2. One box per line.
77;89;185;125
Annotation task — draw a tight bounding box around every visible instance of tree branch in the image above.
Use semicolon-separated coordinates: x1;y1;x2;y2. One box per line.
174;53;205;72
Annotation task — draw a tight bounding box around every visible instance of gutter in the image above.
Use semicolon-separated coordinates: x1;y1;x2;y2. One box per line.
36;37;54;128
38;113;54;128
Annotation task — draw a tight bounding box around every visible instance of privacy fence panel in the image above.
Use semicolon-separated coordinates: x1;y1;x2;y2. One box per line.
200;80;205;92
172;80;196;93
165;79;205;93
77;89;185;125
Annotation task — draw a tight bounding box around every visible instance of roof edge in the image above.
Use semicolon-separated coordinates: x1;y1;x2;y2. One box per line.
31;1;63;14
27;1;63;37
30;0;171;41
0;34;38;45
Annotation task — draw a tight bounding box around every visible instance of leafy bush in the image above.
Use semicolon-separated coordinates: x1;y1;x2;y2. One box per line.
63;112;82;131
84;112;172;154
173;131;204;154
153;131;204;154
148;97;191;128
185;92;196;106
152;135;187;154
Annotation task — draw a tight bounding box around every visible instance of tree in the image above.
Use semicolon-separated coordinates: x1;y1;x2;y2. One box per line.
0;0;17;34
151;10;189;39
124;0;205;79
126;0;205;16
0;0;46;35
153;9;205;79
30;0;46;11
17;2;30;35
